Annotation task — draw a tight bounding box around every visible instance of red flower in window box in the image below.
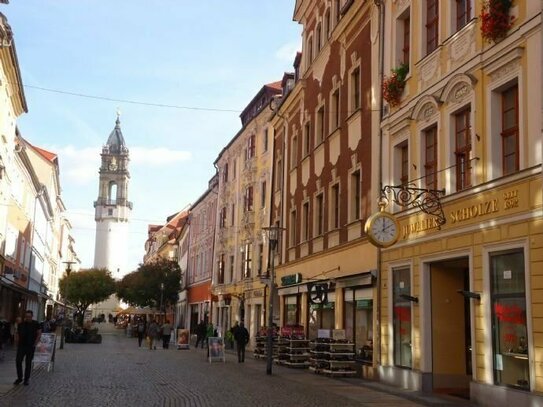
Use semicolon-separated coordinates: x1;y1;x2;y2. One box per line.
480;0;514;43
382;64;408;108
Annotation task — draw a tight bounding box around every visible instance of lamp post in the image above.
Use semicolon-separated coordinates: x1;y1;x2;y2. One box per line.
59;261;76;350
160;282;164;323
262;226;284;375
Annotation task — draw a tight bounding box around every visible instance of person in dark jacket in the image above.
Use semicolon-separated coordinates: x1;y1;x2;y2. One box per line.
14;310;42;386
233;322;250;363
195;320;206;349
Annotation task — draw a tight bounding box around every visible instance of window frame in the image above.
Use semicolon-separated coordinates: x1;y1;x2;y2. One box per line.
423;125;438;190
454;107;472;191
315;192;324;237
501;84;519;176
425;0;439;55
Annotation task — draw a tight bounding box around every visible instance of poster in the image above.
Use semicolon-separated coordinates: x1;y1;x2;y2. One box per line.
176;329;190;349
34;333;56;364
208;337;225;363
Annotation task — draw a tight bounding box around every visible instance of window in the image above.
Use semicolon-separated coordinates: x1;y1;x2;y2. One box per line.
456;0;471;32
424;125;438;190
291;135;298;169
350;170;361;221
399;10;411;67
231;203;235;225
275;158;282;190
218;254;224;284
290;209;297;247
331;88;340;131
315;193;324;236
303;122;311;156
284;295;300;325
247;134;256;160
308;292;335;339
302;201;310;241
108;208;113;216
344;288;373;361
219;207;227;228
400;142;409;186
501;85;519;175
243;242;252;278
324;9;331;39
490;249;529;389
258;243;264;275
263;128;269;152
223;163;229;183
229;255;234;283
426;0;439;54
393;267;412;368
316;23;322;51
261;181;266;208
351;67;361;112
244;186;254;212
455;108;472;191
331;183;340;229
334;0;340;24
307;36;313;63
316;106;324;145
232;159;237;179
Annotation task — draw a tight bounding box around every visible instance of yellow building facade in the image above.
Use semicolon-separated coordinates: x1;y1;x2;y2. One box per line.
378;1;542;404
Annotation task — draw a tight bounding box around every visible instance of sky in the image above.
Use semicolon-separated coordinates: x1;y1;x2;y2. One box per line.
5;1;301;275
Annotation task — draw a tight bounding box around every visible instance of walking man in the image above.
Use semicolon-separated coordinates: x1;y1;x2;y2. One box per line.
233;322;249;363
136;317;146;347
147;319;159;350
14;310;42;386
195;320;205;349
160;319;172;349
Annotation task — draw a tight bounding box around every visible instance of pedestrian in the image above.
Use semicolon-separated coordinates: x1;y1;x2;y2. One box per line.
136;318;146;347
147;319;159;350
233;322;250;363
14;310;42;386
160;319;172;349
195;320;206;349
205;322;215;348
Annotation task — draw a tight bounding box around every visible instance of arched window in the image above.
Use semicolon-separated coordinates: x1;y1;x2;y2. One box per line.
108;181;117;203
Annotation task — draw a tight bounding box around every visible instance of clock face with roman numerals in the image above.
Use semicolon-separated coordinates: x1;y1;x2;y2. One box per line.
364;210;400;248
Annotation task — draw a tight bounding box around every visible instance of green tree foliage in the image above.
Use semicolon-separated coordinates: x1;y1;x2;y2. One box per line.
116;258;181;310
59;268;116;326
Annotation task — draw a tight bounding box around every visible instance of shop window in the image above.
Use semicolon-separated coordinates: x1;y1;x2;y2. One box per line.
501;84;519;175
308;293;335;339
454;108;472;191
284;295;300;325
423;125;438;190
490;249;529;390
344;288;373;363
393;267;412;368
425;0;439;55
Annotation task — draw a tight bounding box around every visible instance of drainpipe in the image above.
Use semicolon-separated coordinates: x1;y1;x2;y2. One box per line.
374;0;385;368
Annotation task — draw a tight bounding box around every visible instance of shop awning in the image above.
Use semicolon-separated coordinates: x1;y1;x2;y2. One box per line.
335;271;375;288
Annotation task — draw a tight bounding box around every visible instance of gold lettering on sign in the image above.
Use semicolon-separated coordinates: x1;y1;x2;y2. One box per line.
503;189;519;210
450;199;499;223
402;217;440;239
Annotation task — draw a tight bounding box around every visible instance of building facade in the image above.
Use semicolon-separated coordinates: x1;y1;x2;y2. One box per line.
376;0;542;405
212;81;281;344
270;0;379;372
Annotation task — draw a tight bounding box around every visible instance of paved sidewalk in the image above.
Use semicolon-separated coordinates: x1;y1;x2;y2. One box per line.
0;323;474;406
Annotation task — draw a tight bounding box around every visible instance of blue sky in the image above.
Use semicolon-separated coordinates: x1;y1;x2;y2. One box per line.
5;1;301;274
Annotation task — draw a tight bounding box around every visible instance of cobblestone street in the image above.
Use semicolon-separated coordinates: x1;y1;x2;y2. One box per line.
0;324;471;407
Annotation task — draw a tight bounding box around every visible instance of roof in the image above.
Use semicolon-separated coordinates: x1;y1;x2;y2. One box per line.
265;80;282;91
106;116;127;153
32;145;57;162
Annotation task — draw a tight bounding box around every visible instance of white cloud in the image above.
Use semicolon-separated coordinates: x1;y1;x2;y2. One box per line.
47;145;192;185
275;40;301;63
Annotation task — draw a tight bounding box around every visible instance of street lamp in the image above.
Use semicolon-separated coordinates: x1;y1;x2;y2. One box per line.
160;282;164;323
262;225;284;375
59;261;76;350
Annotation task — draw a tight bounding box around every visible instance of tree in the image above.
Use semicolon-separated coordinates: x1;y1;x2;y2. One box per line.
59;268;116;326
116;258;181;310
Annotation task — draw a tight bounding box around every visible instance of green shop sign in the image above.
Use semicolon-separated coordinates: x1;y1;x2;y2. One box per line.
281;273;302;286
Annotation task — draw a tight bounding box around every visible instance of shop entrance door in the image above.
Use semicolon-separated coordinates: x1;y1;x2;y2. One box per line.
430;258;471;398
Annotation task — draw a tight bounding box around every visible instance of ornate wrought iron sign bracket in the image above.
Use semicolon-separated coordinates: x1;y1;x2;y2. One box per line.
381;184;447;228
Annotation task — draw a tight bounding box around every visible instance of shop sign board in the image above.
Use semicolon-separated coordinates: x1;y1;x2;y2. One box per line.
208;337;225;363
33;333;56;372
281;325;305;338
281;273;302;286
176;329;190;349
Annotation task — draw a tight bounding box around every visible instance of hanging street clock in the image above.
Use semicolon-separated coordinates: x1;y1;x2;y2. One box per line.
364;205;400;248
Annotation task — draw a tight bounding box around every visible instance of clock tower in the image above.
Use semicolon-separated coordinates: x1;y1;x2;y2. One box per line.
93;114;132;276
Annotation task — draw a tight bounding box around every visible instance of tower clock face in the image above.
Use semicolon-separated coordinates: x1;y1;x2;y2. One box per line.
364;211;400;248
109;159;117;171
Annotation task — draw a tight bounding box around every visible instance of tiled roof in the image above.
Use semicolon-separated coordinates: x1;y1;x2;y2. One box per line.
32;145;57;162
